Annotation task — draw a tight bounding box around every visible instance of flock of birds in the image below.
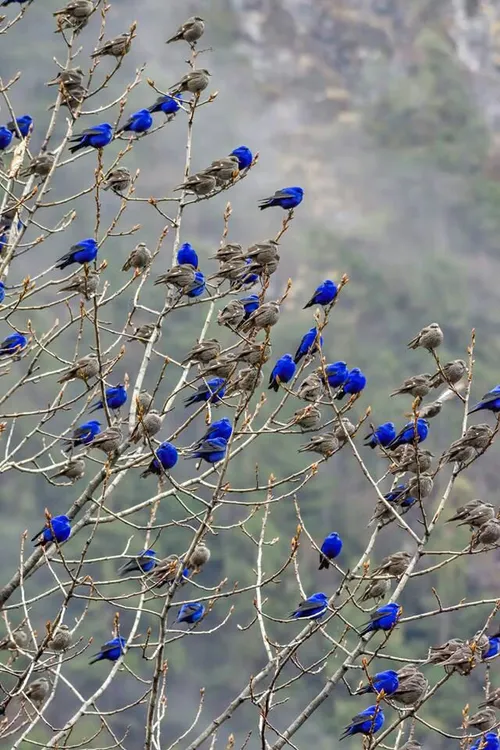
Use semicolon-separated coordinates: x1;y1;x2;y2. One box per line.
1;2;500;745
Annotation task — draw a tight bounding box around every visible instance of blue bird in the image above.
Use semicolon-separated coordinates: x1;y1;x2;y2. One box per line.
176;601;205;624
32;514;71;547
0;127;13;150
6;115;32;139
64;420;101;452
335;367;366;400
469;385;500;415
119;549;158;576
194;417;232;447
0;233;6;253
290;592;328;620
318;532;343;570
240;294;260;319
186;271;206;298
386;418;429;450
339;705;385;741
294;328;323;365
1;0;30;5
231;257;259;289
269;353;296;392
471;734;500;750
304;279;338;309
0;332;27;358
89;384;127;413
383;485;417;510
259;186;304;211
0;281;5;305
355;669;399;696
68;123;113;153
323;361;348;388
359;602;401;636
141;441;178;478
230;146;252;170
177;242;198;267
117;109;153;135
184;377;226;407
55;238;98;270
89;636;126;665
483;637;500;661
186;437;227;463
148;92;182;116
364;422;396;449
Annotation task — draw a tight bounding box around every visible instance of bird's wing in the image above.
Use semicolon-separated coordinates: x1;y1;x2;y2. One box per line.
479;388;500;404
293;598;325;616
100;639;121;654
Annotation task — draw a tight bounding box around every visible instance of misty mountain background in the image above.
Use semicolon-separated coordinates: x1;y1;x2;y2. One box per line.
2;0;500;747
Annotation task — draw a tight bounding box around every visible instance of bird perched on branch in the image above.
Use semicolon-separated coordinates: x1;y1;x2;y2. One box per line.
130;410;163;444
52;458;85;483
116;109;153;135
364;422;396;449
89;384;127;413
296;373;324;402
184;378;226;407
318;532;342;570
56;238;98;269
148;93;182;117
119;549;158;576
53;0;93;32
390;374;431;398
6;114;33;139
68;124;113;153
355;669;399;696
298;433;338;457
429;359;466;388
334;368;366;400
174;173;216;196
24;676;51;706
63;420;101;451
166;16;205;45
294;328;323;364
269;354;297;393
20;152;55;179
0;127;13;150
49;624;72;652
0;332;27;358
177;601;205;624
304;279;337;308
104;167;131;194
360;578;390;603
259;186;303;211
230;146;253;170
122;242;152;272
291;405;322;431
359;602;400;636
32;515;71;546
182;339;221;365
320;361;348;389
386;418;429;450
202;155;239;186
469;385;500;415
170;70;211;95
185;437;227;463
392;667;428;705
407;322;443;351
88;426;122;455
141;441;178;478
58;354;98;384
155;264;196;290
290;592;328;620
128;323;157;344
89;636;126;664
372;551;412;577
339;705;384;741
91;33;133;58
